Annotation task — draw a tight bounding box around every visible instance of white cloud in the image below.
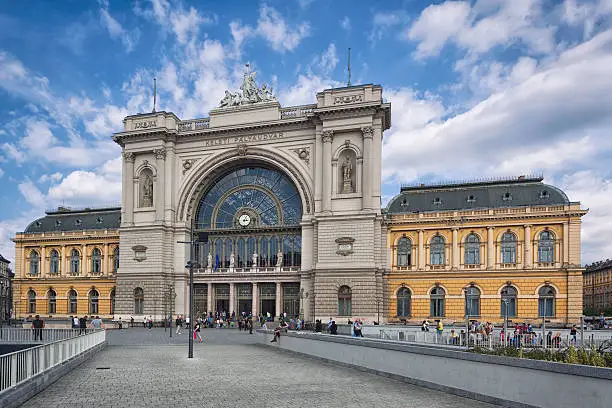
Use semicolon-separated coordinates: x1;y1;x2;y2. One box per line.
312;43;339;75
340;16;351;31
231;5;310;53
0;168;4;178
369;11;408;43
99;2;140;52
278;75;342;106
18;180;46;209
38;172;63;184
407;0;557;59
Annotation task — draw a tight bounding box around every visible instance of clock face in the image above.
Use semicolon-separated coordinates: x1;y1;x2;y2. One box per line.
238;214;251;227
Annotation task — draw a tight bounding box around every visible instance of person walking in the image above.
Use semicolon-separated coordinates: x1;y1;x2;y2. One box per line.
148;316;153;330
193;321;203;343
436;319;444;342
142;315;147;328
79;316;88;334
89;316;104;330
247;317;253;334
32;315;44;341
175;315;182;335
329;320;338;335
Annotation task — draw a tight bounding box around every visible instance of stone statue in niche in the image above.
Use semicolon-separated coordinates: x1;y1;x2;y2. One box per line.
140;172;153;207
229;253;235;268
252;252;258;267
207;252;212;268
341;154;353;193
276;250;283;267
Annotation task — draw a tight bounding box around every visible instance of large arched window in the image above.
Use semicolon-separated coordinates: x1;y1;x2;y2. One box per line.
68;289;77;314
29;250;39;275
134;287;144;314
70;249;80;275
89;289;99;314
538;231;554;264
112;247;119;273
48;289;57;314
501;286;517;317
49;250;60;274
396;287;411;317
464;234;480;265
28;289;36;313
91;248;102;274
465;286;480;317
430;236;445;265
501;232;517;264
338;286;352;316
538;286;555;317
397;237;412;267
430;287;445;317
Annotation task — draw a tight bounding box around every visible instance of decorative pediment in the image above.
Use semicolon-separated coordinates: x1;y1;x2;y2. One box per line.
335;237;355;256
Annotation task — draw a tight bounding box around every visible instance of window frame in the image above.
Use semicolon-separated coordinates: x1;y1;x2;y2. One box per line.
430;287;446;317
464;234;480;265
396;287;411;317
430;236;445;265
397;237;412;267
337;286;352;316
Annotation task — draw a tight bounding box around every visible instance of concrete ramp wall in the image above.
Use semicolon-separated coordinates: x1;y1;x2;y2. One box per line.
258;331;612;408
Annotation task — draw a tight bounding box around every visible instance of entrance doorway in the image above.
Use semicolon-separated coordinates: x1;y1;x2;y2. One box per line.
259;283;276;319
215;284;229;314
194;284;208;316
283;283;300;318
237;283;252;315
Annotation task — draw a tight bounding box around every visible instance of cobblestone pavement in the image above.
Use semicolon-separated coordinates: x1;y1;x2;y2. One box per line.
21;329;496;408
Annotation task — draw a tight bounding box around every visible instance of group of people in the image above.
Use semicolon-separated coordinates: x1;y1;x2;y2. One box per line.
69;315;104;332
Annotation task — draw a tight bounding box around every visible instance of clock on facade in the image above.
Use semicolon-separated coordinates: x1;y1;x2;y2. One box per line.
238;214;251;227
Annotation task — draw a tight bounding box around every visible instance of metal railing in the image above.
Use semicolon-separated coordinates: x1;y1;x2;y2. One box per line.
378;329;612;350
194;266;300;274
178;118;210;132
280;105;315;119
0;329;105;394
0;328;95;343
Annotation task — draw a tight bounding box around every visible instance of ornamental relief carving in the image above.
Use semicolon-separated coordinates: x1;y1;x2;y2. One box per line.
334;94;363;105
335;236;355;256
182;158;200;174
321;130;334;143
290;147;310;165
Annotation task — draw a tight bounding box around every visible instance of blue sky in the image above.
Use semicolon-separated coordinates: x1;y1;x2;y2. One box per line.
1;0;612;264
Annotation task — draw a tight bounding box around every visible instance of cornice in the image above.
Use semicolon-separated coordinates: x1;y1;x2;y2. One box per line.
387;211;587;226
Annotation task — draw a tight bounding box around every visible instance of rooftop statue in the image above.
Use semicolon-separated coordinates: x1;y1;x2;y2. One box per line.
218;64;277;108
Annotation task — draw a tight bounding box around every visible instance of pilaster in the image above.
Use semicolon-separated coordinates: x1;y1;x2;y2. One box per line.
451;227;459;269
418;230;425;269
487;227;494;269
524;225;532;268
361;126;373;210
321;130;333;213
154;148;166;222
123;152;135;226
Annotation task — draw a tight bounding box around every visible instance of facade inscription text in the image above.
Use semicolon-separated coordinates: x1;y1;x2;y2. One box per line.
203;132;284;147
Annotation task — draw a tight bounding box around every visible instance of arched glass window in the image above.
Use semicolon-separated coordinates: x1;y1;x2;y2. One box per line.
29;250;39;275
68;290;77;314
538;231;554;264
397;237;412;267
49;250;59;274
70;249;80;275
134;287;144;314
283;236;292;267
538;286;555;317
91;248;102;274
112;247;119;273
293;235;302;267
259;237;268;267
236;238;245;268
464;234;480;265
89;289;99;314
110;289;116;315
501;232;517;264
396;287;411;317
430;287;445;317
501;286;517;317
338;286;352;316
430;236;445;265
28;290;36;313
48;289;56;314
248;237;256;267
270;237;278;267
465;286;480;317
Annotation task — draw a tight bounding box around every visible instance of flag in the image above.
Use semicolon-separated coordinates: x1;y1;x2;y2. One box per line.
215;254;220;271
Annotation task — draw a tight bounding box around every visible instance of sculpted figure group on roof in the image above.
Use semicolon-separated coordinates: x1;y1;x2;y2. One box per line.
218;64;276;108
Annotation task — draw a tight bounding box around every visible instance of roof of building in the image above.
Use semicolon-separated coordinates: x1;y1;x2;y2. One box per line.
585;259;612;273
0;253;10;264
386;176;571;214
23;207;121;233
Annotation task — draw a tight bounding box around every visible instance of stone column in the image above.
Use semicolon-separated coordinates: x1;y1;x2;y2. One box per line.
563;222;569;266
40;246;46;277
229;282;235;315
154;148;166;222
164;143;175;222
275;282;282;320
361;126;373;210
61;246;66;277
123;152;135;225
418;230;425;269
82;244;87;276
487;227;494;270
322;130;333;212
252;282;258;317
452;227;459;269
300;221;314;271
524;225;532;268
206;283;213;313
103;243;109;276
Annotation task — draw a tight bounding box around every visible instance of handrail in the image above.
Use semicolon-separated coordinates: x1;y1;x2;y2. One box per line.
0;330;106;394
0;328;95;343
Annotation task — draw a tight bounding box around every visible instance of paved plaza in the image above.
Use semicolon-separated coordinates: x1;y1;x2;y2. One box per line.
19;328;495;407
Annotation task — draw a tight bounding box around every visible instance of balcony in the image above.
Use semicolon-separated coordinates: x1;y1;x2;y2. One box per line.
194;266;300;274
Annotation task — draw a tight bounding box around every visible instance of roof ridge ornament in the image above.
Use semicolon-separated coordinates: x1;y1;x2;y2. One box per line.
218;63;277;108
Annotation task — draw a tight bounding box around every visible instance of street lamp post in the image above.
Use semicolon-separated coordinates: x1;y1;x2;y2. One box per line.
463;286;469;348
178;228;201;359
502;298;509;347
376;299;381;325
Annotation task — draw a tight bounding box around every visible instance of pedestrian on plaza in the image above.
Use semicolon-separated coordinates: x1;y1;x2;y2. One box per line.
89;316;104;330
327;317;333;331
570;325;578;344
436;320;443;338
353;320;363;337
130;316;134;328
175;315;182;335
329;320;338;335
118;317;123;330
79;316;88;334
247;317;253;334
72;315;79;330
194;321;203;343
148;316;153;330
143;315;147;328
270;325;281;343
315;319;322;333
32;315;44;341
69;315;75;329
422;320;429;332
